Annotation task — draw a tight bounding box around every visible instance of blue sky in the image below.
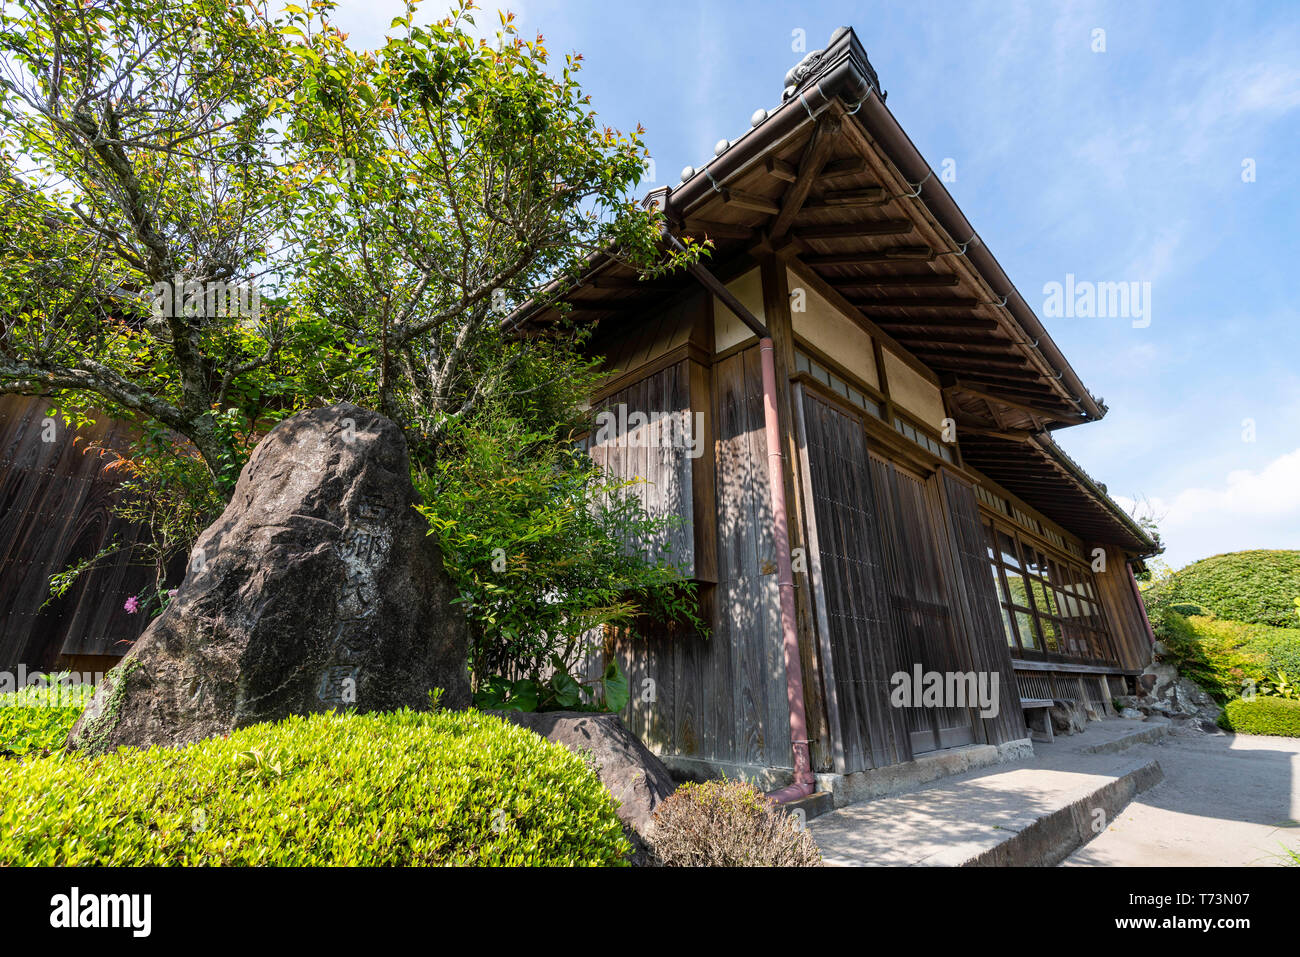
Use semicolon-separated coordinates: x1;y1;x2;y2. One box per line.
335;0;1300;570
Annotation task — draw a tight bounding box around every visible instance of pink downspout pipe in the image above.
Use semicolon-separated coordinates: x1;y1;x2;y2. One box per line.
660;222;814;803
758;338;816;804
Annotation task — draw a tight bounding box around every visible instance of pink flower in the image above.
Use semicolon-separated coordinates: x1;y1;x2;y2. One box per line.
167;589;178;599
123;595;140;614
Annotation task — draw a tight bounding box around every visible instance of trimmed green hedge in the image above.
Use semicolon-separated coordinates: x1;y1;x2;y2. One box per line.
0;684;92;755
1153;610;1300;702
1220;697;1300;737
1154;550;1300;628
0;708;631;866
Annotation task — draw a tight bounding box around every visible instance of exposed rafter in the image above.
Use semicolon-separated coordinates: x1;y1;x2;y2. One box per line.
769;114;843;240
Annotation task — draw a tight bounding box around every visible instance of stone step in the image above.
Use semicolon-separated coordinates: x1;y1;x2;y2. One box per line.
808;754;1164;866
1078;719;1170;755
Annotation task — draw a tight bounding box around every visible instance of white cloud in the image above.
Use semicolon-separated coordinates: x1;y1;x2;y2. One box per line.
1116;447;1300;570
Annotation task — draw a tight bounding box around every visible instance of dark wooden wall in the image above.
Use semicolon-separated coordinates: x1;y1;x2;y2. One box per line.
870;457;980;754
795;387;910;772
938;471;1027;746
0;395;154;672
596;346;793;775
795;387;1025;773
587;359;705;579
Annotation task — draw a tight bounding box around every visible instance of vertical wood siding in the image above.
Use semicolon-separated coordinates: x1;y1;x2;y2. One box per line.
796;389;1027;771
0;396;154;671
869;458;977;753
795;388;910;772
938;471;1027;746
587;361;697;576
1095;544;1154;672
593;347;792;774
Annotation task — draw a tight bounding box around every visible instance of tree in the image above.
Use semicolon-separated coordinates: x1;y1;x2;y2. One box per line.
0;0;691;486
0;0;309;489
281;0;688;459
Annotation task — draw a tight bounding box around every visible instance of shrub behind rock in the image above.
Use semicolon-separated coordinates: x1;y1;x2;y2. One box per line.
647;779;821;867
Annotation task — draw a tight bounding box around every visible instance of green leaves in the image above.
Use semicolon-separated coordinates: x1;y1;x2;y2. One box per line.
601;660;629;713
0;709;633;865
549;668;583;709
415;345;706;706
0;683;92;755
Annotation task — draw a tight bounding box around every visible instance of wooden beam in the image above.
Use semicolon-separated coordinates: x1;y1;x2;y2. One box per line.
850;296;981;309
803;245;933;266
791;219;913;240
770;115;842;240
805;187;888;207
836;273;959;288
957;426;1037;442
723;189;781;216
817;157;868;180
682;219;755;240
953;370;1055;388
873;316;999;332
765;156;797;182
888;331;1016;347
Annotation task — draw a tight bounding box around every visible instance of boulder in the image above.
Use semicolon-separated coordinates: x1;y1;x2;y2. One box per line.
1137;658;1224;729
495;710;676;859
1118;707;1145;720
1049;698;1090;735
68;403;470;753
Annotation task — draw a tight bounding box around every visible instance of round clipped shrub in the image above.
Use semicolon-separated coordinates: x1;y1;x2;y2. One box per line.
1161;550;1300;628
1169;602;1205;617
0;684;92;756
1220;697;1300;737
0;708;630;865
647;779;822;867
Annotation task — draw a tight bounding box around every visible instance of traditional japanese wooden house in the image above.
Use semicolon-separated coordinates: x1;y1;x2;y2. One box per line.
512;27;1160;796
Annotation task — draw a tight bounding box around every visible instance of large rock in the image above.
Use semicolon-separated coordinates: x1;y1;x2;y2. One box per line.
495;710;676;858
1048;697;1090;735
68;403;470;753
1136;656;1224;730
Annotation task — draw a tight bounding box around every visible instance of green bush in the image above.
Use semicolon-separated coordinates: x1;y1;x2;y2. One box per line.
1153;609;1300;702
0;684;92;755
1169;602;1205;617
1219;697;1300;737
1152;550;1300;627
0;708;631;866
647;779;822;867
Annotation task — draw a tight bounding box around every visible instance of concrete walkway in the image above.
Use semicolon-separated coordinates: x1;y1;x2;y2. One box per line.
808;721;1300;866
1063;730;1300;867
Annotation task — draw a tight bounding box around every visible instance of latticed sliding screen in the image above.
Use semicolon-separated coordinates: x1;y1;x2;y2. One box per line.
982;519;1116;664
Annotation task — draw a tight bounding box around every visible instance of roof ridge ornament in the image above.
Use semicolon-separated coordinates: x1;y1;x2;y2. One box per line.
782;26;883;103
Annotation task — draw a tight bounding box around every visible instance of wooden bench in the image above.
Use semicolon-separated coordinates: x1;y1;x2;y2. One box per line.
1021;697;1056;743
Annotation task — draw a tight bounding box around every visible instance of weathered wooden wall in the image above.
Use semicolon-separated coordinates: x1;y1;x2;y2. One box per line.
795;387;910;772
870;457;977;754
795;387;1025;772
0;395;154;672
937;471;1027;746
1095;544;1154;673
595;345;793;779
587;359;707;579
